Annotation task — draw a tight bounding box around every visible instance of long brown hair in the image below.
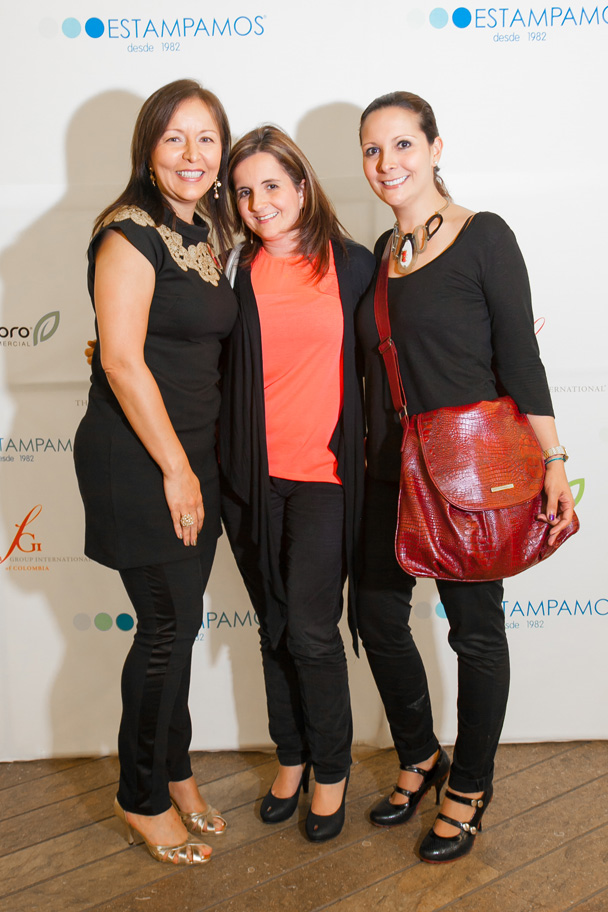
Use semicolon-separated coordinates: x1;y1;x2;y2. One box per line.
93;79;232;256
360;92;451;201
228;125;347;279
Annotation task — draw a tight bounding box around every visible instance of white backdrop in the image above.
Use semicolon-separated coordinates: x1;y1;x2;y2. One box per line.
0;0;605;760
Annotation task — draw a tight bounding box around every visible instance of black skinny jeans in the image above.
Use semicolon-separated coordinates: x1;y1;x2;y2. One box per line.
357;476;510;793
116;486;219;816
226;478;352;784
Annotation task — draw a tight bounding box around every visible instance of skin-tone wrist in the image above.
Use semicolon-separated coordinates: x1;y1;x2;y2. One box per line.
544;458;567;473
524;415;574;542
525;414;562;455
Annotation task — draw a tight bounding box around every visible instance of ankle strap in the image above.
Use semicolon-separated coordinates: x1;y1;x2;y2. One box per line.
400;764;427;777
393;784;413;799
436;811;481;834
444;789;486;808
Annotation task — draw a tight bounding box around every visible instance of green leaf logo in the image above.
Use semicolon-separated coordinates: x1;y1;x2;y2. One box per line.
569;478;585;507
33;311;60;346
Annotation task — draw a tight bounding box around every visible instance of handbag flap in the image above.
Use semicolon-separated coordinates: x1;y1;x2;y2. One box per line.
417;397;545;510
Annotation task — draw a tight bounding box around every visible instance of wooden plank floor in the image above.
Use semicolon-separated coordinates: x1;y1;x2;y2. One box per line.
1;742;607;912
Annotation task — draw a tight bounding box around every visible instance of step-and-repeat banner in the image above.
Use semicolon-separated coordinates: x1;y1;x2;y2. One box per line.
0;1;605;759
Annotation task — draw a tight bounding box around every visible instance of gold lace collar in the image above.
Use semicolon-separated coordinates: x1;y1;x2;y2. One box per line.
110;206;222;286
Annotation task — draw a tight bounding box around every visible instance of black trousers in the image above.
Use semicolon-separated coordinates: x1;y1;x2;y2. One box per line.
116;488;219;815
357;476;510;793
224;478;352;784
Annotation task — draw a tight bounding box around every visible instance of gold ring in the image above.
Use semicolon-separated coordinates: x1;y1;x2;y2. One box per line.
180;514;195;528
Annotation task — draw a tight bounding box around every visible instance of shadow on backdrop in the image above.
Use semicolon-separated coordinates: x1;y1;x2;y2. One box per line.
0;91;148;763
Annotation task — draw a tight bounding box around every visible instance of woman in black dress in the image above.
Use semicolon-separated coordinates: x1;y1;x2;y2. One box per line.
356;92;574;863
74;80;237;864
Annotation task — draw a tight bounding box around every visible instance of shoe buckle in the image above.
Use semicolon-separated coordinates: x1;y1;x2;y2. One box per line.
470;826;477;834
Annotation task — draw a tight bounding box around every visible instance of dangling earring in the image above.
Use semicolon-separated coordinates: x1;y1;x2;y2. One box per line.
213;179;221;200
149;166;156;187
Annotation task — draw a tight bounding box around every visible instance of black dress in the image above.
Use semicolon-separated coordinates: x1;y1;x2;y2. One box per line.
74;206;237;569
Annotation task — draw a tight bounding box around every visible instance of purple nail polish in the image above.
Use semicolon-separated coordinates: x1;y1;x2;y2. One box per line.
548;514;555;522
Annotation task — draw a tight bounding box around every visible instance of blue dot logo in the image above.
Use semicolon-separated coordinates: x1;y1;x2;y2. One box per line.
116;613;135;631
452;7;473;27
435;601;447;619
430;8;450;28
85;17;105;38
62;18;81;38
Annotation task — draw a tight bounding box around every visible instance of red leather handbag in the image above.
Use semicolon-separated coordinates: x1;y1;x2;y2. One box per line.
374;241;579;582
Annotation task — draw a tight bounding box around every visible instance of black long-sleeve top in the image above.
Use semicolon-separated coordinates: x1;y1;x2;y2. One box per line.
356;212;554;482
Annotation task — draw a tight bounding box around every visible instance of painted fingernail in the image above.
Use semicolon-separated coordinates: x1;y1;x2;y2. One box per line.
548;514;555;522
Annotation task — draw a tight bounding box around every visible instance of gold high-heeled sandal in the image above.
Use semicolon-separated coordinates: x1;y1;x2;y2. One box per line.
171;798;227;836
114;798;212;864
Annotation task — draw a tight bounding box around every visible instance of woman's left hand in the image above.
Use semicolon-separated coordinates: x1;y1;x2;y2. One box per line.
537;459;575;545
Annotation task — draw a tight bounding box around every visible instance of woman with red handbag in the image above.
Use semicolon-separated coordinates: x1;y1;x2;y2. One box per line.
355;92;575;863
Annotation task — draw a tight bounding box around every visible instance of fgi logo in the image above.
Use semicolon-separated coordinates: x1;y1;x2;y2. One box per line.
0;505;43;564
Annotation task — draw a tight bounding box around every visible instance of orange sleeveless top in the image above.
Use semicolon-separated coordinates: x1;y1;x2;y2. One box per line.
251;246;344;484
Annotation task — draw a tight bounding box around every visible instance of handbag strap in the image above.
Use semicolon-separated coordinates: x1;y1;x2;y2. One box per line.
373;239;409;431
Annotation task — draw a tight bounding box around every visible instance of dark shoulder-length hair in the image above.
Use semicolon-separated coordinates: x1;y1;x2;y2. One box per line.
228;125;347;279
359;91;451;201
93;79;232;256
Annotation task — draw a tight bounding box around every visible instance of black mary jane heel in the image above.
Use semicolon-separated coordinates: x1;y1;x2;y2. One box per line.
260;761;311;824
418;785;493;863
370;747;450;828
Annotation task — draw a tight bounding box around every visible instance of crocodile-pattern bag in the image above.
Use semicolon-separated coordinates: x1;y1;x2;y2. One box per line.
374;241;579;581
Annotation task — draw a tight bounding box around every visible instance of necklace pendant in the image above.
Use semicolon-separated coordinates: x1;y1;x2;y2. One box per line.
390;200;449;275
396;237;416;274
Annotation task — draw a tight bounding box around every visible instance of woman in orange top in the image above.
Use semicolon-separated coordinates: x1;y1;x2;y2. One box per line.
219;127;374;842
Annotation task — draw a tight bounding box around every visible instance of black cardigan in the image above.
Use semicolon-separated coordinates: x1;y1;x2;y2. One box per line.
219;239;375;653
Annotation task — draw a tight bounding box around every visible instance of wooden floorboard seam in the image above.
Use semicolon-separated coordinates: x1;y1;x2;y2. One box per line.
0;847;133;904
305;861;429;912
568;886;608;910
0;784;121;827
0;757;107;793
482;741;591;782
